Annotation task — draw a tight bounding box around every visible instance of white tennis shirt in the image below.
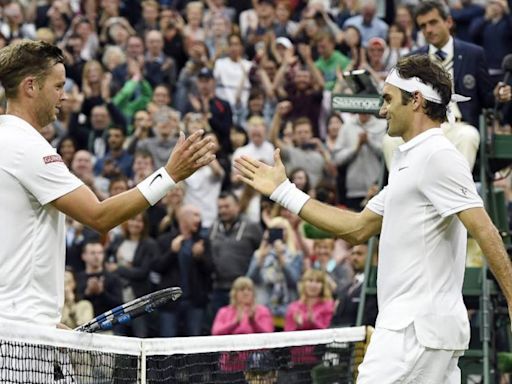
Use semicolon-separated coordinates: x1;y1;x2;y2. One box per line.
0;115;83;326
367;128;483;350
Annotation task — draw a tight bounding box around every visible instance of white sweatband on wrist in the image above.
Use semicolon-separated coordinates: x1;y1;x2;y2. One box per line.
137;167;176;206
270;179;310;215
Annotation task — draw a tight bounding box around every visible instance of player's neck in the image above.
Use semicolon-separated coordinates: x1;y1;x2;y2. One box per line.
5;101;43;131
402;113;441;142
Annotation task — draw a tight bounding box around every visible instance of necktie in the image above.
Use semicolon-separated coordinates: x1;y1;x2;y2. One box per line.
435;49;447;62
433;49;462;120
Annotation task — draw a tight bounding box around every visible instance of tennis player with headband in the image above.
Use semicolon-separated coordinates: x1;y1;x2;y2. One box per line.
234;54;512;383
0;40;215;329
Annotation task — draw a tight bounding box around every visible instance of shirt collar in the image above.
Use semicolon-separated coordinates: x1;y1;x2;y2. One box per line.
428;36;453;58
0;114;37;132
398;128;443;152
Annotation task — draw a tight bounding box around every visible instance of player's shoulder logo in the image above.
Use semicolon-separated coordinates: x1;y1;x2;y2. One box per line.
43;154;63;164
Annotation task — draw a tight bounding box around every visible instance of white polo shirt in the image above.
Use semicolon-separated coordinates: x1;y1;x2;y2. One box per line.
367;128;483;350
0;115;83;326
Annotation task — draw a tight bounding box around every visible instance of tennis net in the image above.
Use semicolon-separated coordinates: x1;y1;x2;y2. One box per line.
0;321;368;384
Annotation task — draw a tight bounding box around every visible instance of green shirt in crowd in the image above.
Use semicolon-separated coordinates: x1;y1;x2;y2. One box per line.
315;50;351;91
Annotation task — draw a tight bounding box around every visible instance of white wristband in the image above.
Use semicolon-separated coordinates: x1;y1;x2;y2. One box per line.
269;179;310;215
137;167;176;206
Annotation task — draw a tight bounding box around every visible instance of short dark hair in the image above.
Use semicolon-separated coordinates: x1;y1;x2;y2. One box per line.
219;190;239;204
0;40;64;99
414;0;450;22
395;55;452;123
108;125;126;135
82;239;103;253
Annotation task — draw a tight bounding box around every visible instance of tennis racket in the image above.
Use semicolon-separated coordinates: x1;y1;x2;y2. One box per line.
75;287;182;333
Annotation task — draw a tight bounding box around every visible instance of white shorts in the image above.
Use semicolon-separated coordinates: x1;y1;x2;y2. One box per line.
357;323;463;384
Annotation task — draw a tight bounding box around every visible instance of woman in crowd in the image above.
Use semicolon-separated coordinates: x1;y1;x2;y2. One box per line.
394;4;421;49
384;23;411;71
284;268;335;382
106;212;160;337
324;113;343;156
80;59;112;117
212;277;274;381
285;268;334;332
57;136;78;169
212;276;274;336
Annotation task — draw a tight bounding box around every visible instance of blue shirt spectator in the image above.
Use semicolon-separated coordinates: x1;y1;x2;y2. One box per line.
343;0;389;46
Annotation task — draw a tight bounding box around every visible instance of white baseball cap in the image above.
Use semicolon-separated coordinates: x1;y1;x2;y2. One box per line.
276;37;293;49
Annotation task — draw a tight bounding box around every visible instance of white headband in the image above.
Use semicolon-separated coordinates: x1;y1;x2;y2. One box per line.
385;68;471;124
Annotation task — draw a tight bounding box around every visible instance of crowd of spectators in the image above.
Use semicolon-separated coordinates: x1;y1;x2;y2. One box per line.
1;0;510;338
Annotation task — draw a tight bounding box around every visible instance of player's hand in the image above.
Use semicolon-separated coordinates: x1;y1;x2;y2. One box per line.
233;149;287;197
164;130;216;182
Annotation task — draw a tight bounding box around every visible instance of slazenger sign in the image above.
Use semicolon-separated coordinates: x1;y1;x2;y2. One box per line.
331;94;382;114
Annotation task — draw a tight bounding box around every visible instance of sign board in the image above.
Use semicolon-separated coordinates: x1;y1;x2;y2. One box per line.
331;94;382;114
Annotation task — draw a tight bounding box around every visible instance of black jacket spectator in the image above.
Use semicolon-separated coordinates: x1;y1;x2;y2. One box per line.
76;271;123;317
107;236;159;299
153;228;213;310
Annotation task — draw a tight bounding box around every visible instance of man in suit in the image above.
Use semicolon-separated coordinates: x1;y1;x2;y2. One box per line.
379;0;512;173
413;0;511;128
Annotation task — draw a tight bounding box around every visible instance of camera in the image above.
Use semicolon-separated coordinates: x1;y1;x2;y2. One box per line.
342;69;379;95
268;228;284;243
301;142;317;151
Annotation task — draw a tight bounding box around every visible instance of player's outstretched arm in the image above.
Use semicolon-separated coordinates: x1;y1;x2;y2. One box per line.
53;130;215;233
233;149;382;244
458;207;512;325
